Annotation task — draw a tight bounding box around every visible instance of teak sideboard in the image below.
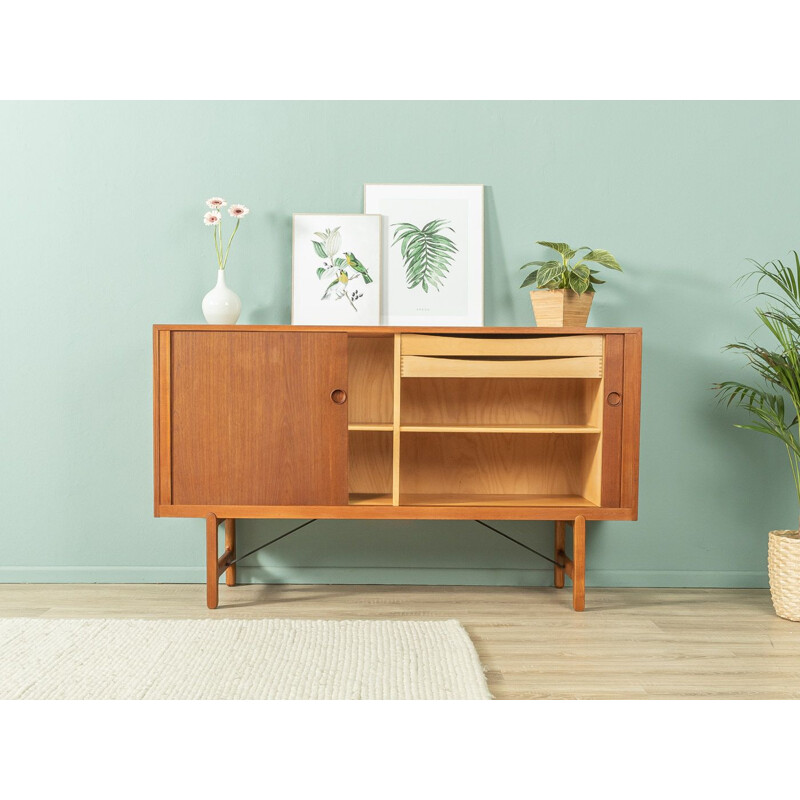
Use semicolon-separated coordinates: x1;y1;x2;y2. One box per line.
153;325;641;611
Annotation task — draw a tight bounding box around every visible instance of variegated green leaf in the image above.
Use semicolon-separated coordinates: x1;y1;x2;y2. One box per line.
520;260;550;270
537;241;571;255
583;249;622;271
520;270;539;288
569;265;591;294
536;263;565;288
537;241;576;259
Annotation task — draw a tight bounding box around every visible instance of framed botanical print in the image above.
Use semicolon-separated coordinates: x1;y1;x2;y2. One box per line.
364;184;484;326
292;213;382;325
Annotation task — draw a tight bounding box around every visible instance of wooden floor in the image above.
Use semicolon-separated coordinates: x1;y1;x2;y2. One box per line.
1;584;798;699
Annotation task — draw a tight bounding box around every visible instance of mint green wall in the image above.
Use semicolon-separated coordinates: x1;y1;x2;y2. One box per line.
2;101;797;587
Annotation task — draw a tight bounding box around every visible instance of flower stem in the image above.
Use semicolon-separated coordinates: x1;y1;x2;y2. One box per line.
213;224;221;268
222;218;240;270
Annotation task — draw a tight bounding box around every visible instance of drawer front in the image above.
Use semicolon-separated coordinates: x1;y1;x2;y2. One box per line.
401;355;603;379
401;334;603;357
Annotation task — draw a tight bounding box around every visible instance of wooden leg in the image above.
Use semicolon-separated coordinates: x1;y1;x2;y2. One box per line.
554;520;566;589
206;513;219;610
572;515;586;612
224;519;236;586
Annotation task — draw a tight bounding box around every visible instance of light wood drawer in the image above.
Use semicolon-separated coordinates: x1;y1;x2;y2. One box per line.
401;334;603;358
401;355;603;379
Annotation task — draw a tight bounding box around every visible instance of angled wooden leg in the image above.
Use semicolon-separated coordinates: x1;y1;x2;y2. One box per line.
224;518;236;586
572;515;586;612
554;520;566;588
206;513;220;610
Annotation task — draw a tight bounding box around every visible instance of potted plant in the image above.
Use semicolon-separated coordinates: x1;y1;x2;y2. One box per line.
520;241;622;326
715;252;800;621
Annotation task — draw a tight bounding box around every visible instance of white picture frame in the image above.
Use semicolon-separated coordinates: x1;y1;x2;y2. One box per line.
292;213;382;325
364;183;484;326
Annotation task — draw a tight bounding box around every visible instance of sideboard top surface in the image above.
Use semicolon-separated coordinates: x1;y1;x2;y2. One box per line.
154;324;642;335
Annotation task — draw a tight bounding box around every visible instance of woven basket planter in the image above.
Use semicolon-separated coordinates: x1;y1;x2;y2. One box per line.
768;530;800;621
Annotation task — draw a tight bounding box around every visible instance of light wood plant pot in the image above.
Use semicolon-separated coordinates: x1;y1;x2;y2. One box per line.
768;530;800;621
530;289;594;327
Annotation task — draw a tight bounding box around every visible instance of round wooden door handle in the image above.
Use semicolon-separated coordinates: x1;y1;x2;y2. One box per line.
330;389;347;405
607;392;622;407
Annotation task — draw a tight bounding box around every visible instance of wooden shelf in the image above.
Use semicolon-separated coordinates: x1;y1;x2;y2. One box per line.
349;493;393;506
399;424;600;434
348;423;393;431
399;493;598;508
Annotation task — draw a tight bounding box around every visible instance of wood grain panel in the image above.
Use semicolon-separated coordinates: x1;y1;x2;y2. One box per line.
170;331;348;506
348;431;392;496
156;330;172;507
156;324;642;335
392;334;402;505
347;336;393;424
621;331;642;515
400;432;596;497
399;493;596;507
399;424;600;434
158;502;634;520
401;334;603;357
601;335;624;508
402;355;602;379
401;377;600;426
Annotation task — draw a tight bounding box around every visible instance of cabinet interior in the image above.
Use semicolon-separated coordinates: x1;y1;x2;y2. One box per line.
347;332;606;507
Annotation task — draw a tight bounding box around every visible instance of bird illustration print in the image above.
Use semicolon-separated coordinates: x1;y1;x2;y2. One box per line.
311;228;373;312
344;252;374;284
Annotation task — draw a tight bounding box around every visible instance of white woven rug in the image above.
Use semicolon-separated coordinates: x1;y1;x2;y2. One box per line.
0;618;491;700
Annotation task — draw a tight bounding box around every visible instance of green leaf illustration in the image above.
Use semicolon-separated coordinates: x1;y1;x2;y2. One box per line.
391;219;458;293
312;240;327;259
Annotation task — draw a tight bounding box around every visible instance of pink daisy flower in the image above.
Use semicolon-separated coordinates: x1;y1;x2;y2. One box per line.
228;204;250;218
206;197;226;209
204;211;222;225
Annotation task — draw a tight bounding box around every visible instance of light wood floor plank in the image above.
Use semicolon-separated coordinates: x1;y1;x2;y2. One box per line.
0;585;797;699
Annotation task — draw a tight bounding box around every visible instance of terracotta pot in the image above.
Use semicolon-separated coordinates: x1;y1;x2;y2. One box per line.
768;529;800;621
530;289;594;327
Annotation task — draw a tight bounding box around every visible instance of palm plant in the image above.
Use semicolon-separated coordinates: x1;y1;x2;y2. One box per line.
391;219;458;293
715;252;800;514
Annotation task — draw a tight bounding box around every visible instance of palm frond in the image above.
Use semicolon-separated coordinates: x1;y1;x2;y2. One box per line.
716;252;800;509
392;219;458;293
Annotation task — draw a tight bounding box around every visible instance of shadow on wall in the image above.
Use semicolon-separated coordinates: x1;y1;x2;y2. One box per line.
247;209;293;324
483;186;514;326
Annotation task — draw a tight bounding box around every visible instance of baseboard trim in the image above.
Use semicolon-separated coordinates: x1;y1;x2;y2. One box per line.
0;566;769;588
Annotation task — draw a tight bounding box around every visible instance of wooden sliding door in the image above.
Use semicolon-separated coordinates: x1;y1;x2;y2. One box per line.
600;332;641;511
166;331;349;507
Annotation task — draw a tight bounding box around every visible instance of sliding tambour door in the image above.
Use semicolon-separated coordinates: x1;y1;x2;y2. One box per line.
167;331;349;507
600;332;641;512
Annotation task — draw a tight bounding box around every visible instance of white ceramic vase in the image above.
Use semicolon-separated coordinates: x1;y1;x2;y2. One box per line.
202;269;241;324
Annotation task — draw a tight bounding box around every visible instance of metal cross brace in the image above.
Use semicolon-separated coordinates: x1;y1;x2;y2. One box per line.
227;519;318;566
227;517;565;570
474;520;565;568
